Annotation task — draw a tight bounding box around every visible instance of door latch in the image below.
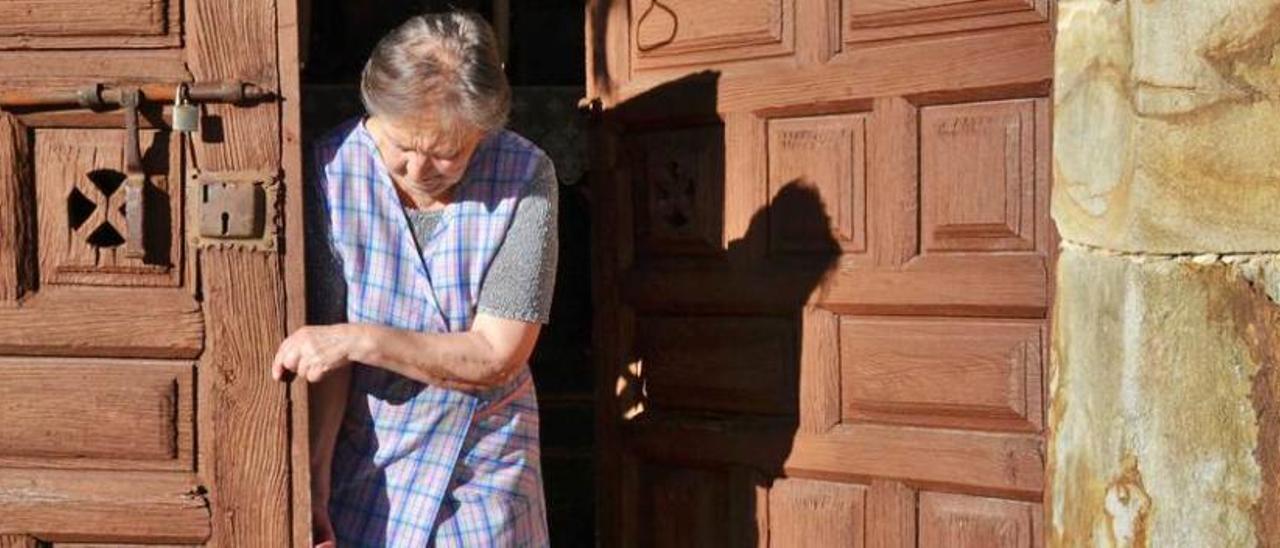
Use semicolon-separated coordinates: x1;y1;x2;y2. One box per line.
188;171;279;251
119;87;147;259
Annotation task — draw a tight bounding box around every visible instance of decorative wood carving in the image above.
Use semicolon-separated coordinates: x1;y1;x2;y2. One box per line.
628;124;724;257
34;128;182;287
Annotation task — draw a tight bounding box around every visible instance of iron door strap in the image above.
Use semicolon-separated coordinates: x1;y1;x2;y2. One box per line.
119;87;147;259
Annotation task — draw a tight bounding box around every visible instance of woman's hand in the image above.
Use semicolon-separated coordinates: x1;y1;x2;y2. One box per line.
272;324;364;383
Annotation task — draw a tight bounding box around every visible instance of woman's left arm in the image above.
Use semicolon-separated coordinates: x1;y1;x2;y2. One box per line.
272;314;540;390
353;313;540;387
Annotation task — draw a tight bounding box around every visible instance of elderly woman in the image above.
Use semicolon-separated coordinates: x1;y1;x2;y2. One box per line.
271;12;556;547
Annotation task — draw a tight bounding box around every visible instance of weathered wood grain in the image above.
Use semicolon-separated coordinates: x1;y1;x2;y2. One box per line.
867;480;917;548
0;535;37;548
0;358;194;468
187;0;280;172
0;51;189;96
0;0;165;37
596;0;1055;544
275;0;313;542
0;288;202;358
769;477;867;547
0;113;34;304
798;305;839;434
841;318;1044;432
189;0;294;544
0;469;210;544
0;0;181;50
33;127;183;288
787;425;1044;498
919;491;1039;547
200;250;292;546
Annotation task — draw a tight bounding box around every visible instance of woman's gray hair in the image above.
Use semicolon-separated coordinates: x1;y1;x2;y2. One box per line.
360;12;510;133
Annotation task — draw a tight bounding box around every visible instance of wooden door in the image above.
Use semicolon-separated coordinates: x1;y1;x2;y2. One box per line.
588;1;1054;546
0;0;309;545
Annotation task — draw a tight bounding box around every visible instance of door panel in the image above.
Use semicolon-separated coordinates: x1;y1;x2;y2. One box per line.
767;478;868;547
0;0;306;545
589;0;1053;545
630;0;795;70
0;0;183;50
0;358;194;471
35;127;184;287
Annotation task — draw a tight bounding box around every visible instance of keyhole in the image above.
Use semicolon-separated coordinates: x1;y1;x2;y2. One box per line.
220;212;230;236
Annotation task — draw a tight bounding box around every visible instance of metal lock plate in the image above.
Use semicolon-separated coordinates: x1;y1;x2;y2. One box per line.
200;180;261;238
188;171;279;251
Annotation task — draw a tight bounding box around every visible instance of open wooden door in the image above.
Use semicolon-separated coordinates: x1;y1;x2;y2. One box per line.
588;1;1055;545
0;0;309;545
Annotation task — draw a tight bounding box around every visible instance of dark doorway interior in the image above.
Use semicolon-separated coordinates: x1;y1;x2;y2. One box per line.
301;2;593;545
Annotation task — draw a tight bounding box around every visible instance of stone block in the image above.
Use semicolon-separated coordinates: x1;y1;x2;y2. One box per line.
1048;246;1280;546
1053;0;1280;253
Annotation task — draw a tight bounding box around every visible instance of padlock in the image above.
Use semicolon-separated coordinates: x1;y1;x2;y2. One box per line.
171;84;199;134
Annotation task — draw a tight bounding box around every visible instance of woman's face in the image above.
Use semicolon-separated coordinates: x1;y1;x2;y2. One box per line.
368;114;485;199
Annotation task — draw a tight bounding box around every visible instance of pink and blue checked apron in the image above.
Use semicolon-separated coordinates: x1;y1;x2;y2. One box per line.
313;118;549;547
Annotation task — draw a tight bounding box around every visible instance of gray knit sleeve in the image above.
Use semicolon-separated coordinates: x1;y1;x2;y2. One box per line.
476;156;559;324
304;168;348;325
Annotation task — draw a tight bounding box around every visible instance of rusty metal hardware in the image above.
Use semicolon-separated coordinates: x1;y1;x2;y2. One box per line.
200;180;262;239
0;81;273;109
187;171;280;252
120;88;147;259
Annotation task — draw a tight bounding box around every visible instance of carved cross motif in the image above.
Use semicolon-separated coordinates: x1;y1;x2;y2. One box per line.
654;159;696;232
68;169;129;248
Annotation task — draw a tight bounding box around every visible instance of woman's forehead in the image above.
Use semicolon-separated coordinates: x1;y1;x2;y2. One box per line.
380;113;479;145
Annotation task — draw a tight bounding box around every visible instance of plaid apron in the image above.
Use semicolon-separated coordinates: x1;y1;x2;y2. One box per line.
313;118;549;547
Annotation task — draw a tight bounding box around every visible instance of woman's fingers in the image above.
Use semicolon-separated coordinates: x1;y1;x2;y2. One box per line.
305;362;327;383
271;337;292;380
272;333;304;381
272;326;353;383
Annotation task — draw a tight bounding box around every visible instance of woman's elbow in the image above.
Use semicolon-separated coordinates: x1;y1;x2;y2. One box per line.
467;320;537;387
478;353;522;384
472;353;523;387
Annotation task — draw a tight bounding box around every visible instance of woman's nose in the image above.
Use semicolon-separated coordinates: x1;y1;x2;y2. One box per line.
405;152;434;181
431;157;458;177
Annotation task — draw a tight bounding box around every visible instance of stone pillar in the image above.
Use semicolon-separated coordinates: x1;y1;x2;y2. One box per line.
1052;0;1280;545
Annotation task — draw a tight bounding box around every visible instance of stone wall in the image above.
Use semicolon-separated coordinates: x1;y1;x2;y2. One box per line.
1051;0;1280;545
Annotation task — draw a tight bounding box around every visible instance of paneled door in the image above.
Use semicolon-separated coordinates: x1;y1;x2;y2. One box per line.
0;0;309;545
588;0;1055;545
